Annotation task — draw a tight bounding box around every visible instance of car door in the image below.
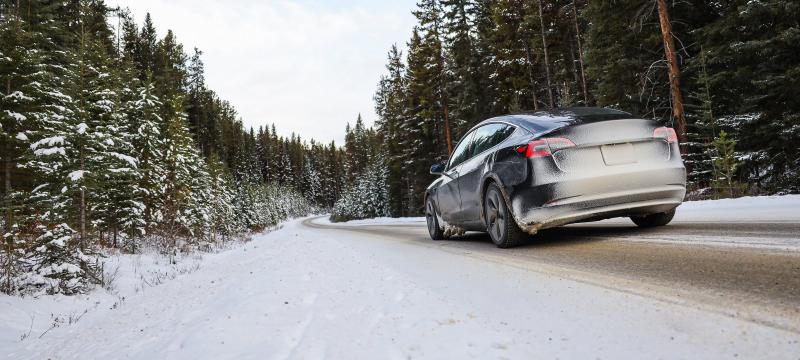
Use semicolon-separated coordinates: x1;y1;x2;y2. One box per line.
456;123;517;223
436;131;475;223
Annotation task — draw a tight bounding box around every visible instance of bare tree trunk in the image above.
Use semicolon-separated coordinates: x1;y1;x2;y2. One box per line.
566;37;581;105
656;0;687;150
3;68;13;293
537;0;555;109
4;79;12;235
3;144;11;231
3;142;12;293
523;43;540;111
572;0;589;105
80;151;86;249
79;20;87;249
443;101;453;155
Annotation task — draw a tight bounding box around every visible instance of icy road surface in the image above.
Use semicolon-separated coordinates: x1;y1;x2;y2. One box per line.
3;196;800;359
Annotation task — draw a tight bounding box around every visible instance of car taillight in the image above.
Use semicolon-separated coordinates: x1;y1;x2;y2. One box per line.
653;127;678;143
516;137;576;158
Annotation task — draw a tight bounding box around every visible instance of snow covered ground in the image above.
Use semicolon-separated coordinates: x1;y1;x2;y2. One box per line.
2;196;800;359
317;216;426;226
673;195;800;222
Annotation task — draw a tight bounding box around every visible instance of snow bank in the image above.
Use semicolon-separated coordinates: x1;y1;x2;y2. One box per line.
324;195;800;225
675;195;800;222
1;249;205;351
320;216;426;226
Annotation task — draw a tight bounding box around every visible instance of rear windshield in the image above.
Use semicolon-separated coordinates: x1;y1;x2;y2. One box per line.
508;108;633;135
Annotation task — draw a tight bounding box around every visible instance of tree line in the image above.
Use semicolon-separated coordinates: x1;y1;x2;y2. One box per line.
361;0;799;218
0;1;346;295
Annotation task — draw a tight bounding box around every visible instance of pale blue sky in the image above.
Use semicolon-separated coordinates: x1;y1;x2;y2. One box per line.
106;0;418;144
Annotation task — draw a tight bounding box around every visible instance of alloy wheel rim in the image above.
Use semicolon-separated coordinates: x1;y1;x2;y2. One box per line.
426;201;436;235
487;191;505;241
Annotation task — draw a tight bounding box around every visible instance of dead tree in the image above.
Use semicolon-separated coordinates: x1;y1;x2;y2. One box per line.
572;0;589;105
656;0;687;149
537;0;555;109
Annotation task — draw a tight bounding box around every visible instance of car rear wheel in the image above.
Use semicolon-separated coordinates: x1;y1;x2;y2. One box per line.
630;209;676;228
484;184;528;248
426;197;445;240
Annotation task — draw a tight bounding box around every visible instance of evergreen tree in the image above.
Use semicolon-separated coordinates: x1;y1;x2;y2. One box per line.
374;45;409;216
0;7;53;293
136;13;158;80
277;143;293;188
711;130;743;198
160;94;201;243
684;48;716;198
19;223;100;295
441;0;483;137
301;150;322;205
331;154;391;222
129;78;166;228
700;0;800;192
1;1;322;294
584;0;667;118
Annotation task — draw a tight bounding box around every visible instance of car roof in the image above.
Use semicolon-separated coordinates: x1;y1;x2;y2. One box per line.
482;107;634;134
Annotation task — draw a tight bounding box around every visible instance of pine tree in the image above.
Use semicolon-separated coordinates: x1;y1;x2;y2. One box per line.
154;29;188;120
440;0;483;137
129;78;166;229
0;8;50;293
374;45;408;216
301;150;322;205
160;93;200;244
344;114;371;181
19;223;100;295
484;0;541;113
402;27;451;214
684;47;716;198
584;0;675;119
414;0;454;154
136;13;158;80
277;143;293;188
8;1;104;294
331;154;390;222
711;130;743;198
700;0;800;193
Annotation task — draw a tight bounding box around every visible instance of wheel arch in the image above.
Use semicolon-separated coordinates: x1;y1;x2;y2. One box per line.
479;173;528;232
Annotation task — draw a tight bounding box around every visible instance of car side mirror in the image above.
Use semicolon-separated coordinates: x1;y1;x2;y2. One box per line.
430;163;445;176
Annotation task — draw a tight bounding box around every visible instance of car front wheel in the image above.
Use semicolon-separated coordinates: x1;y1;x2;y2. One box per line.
426;197;445;240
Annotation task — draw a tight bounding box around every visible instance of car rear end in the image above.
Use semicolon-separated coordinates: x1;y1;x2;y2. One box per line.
509;118;686;233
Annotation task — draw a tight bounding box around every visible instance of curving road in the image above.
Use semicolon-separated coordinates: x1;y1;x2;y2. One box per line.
304;216;800;334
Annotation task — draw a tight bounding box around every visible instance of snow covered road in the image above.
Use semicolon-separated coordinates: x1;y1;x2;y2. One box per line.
3;196;800;359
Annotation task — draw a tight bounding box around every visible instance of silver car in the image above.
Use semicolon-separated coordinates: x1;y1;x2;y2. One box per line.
426;107;687;248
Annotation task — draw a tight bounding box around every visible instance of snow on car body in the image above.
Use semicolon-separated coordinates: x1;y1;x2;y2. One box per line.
425;107;687;248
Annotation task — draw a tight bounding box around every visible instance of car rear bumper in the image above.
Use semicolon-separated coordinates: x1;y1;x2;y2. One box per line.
509;164;686;233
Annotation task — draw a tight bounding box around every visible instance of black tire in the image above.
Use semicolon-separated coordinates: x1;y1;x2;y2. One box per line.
631;208;676;228
425;197;445;240
484;183;528;248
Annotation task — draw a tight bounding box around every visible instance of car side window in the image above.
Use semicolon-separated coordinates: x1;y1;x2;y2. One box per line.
471;124;515;157
447;131;475;170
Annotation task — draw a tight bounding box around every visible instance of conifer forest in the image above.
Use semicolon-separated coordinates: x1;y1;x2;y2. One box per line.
363;0;799;218
0;1;343;294
2;0;799;295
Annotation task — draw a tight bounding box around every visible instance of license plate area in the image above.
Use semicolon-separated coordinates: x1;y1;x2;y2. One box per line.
601;143;636;166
